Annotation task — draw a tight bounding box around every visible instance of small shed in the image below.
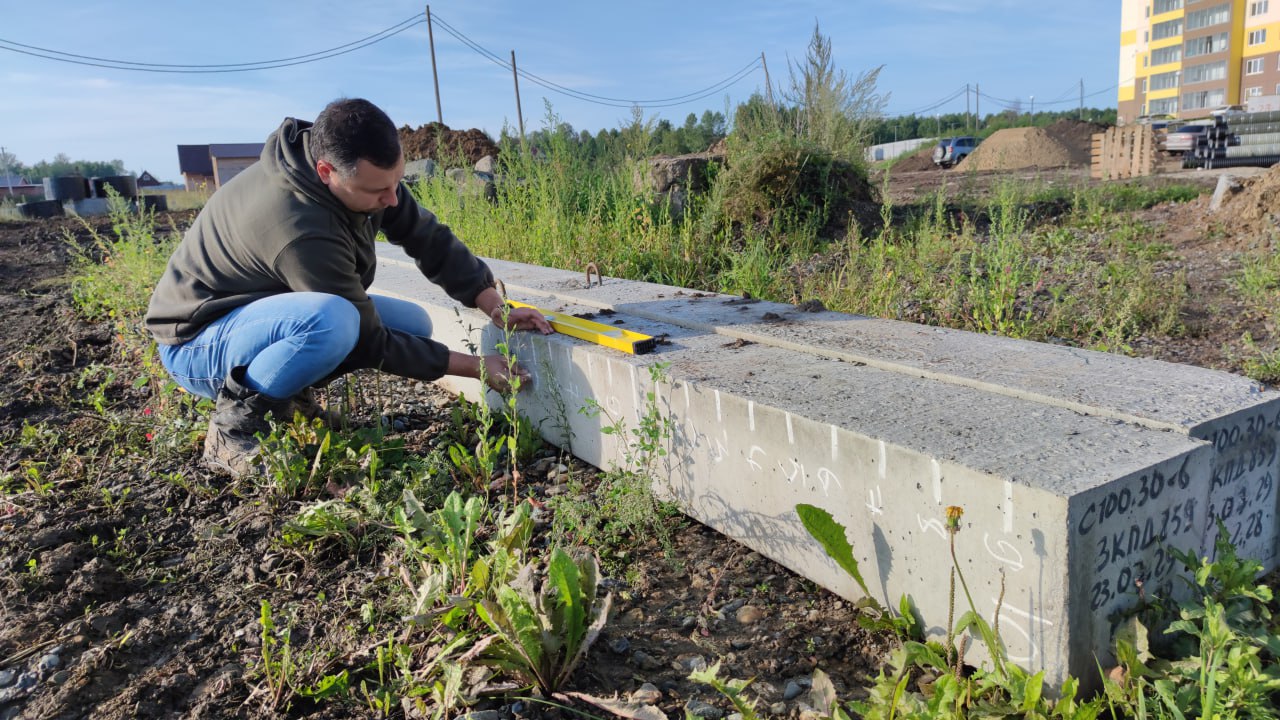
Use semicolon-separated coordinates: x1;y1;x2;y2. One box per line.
177;143;264;191
136;170;161;188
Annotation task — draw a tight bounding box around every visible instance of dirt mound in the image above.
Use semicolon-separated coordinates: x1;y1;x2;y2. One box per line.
1045;118;1108;156
964;127;1089;171
398;122;500;165
1213;164;1280;246
892;143;938;172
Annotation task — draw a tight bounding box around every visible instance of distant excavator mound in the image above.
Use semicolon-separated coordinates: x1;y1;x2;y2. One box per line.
398;123;500;165
963;126;1091;171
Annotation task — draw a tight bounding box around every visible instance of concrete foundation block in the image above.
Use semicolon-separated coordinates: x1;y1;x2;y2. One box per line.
370;246;1280;688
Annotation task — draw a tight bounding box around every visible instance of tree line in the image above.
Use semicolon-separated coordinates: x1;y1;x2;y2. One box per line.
0;149;127;182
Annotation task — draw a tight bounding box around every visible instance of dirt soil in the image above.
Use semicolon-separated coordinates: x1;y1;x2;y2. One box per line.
1;162;1278;719
891;119;1106;173
399;123;501;166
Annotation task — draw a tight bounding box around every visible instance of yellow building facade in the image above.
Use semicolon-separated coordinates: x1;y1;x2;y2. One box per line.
1118;0;1280;123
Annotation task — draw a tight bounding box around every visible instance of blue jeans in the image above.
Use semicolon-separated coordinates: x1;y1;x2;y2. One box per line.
158;292;434;400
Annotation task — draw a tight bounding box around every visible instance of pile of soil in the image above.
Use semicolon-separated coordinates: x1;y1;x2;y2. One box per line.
964;126;1090;171
1213;164;1280;246
890;143;938;172
1045;118;1108;156
398;122;500;165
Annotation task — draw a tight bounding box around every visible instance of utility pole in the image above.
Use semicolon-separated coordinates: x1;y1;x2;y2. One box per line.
1079;78;1084;120
425;5;443;125
761;52;774;107
510;50;526;143
966;83;971;131
975;83;981;131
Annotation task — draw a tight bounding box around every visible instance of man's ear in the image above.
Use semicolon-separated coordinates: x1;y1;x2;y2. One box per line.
316;159;334;185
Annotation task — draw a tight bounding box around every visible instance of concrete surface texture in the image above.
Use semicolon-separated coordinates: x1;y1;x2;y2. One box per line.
371;246;1280;688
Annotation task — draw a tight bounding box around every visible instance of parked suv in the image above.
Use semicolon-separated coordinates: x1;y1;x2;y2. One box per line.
932;136;979;168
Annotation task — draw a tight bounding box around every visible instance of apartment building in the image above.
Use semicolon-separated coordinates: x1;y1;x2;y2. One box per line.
1118;0;1280;123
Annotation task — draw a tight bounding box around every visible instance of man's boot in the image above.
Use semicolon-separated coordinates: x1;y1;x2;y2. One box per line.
203;366;291;478
290;387;346;428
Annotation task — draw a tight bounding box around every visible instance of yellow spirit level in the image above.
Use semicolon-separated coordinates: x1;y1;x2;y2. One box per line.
507;300;657;355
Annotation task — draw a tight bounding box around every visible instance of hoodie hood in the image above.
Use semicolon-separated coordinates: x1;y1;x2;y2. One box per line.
262;117;362;224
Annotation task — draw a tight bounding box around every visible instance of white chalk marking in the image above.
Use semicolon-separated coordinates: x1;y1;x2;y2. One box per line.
878;440;887;481
1003;480;1014;534
991;599;1052;664
606;358;613;387
983;533;1026;572
917;513;947;539
630;364;640;424
683;382;691;410
817;467;843;495
931;459;943;504
715;390;722;423
748;401;755;431
785;413;794;445
830;426;838;461
747;445;765;471
866;486;883;515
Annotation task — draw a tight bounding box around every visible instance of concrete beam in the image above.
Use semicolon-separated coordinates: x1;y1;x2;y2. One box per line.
371;246;1280;687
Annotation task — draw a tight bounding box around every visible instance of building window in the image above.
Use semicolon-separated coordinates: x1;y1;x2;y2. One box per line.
1153;19;1184;39
1249;0;1269;15
1150;70;1182;90
1247;57;1266;74
1150;97;1180;115
1182;89;1226;110
1155;0;1183;11
1186;3;1231;29
1248;29;1267;45
1142;78;1150;93
1152;45;1183;65
1247;86;1264;97
1185;32;1229;57
1183;59;1228;83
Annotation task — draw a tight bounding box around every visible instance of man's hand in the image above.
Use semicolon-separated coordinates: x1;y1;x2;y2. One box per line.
494;306;554;333
448;351;531;393
475;287;553;334
480;354;531;393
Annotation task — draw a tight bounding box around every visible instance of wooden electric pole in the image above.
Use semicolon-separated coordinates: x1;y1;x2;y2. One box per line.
966;83;971;131
425;5;443;124
761;52;774;107
511;50;526;142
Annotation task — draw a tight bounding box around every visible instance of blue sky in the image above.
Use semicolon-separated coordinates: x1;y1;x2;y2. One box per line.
0;1;1121;182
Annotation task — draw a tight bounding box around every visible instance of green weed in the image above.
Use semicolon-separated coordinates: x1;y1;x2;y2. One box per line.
550;363;679;561
1239;333;1280;384
474;547;612;694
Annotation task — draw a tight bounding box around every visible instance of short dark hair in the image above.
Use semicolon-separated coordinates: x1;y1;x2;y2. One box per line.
310;98;401;175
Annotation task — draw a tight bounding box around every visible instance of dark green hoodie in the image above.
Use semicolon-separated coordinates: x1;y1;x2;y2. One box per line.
145;118;494;382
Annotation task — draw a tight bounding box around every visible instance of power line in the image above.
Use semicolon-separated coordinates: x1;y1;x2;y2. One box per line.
0;15;424;73
893;86;969;116
430;11;762;109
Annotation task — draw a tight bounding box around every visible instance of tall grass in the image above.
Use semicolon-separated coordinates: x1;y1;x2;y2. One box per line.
420;126;1204;354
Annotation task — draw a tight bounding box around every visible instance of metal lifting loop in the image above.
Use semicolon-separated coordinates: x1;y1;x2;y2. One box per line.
494;279;507;298
584;262;601;289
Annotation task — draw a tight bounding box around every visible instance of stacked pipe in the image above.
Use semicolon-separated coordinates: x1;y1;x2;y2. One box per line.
1187;110;1280;169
